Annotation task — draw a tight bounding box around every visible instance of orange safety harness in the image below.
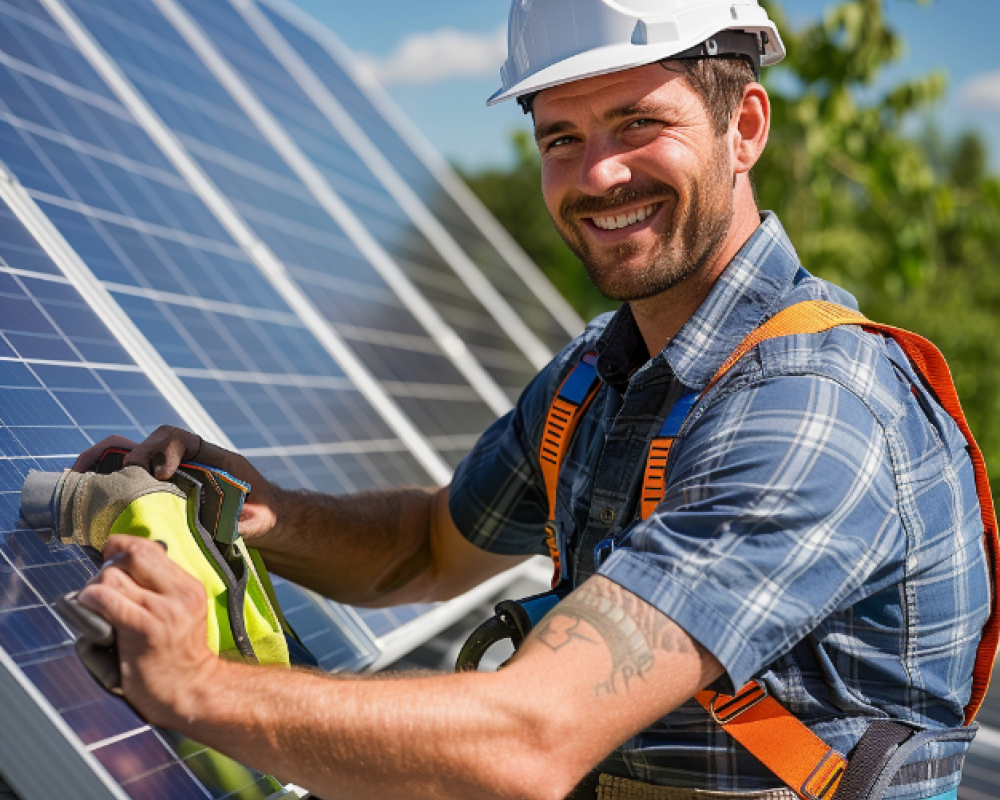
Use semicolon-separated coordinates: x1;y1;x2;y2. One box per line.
538;300;1000;800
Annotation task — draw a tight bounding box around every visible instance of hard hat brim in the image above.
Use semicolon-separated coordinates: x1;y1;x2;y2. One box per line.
488;27;785;107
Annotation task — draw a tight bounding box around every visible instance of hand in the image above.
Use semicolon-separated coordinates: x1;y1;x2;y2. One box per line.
73;427;282;541
76;535;221;728
73;435;139;473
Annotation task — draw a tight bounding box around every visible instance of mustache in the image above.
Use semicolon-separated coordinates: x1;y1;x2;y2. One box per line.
560;181;677;219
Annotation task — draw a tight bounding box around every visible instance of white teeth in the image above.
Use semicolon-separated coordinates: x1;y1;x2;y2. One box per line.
592;203;657;231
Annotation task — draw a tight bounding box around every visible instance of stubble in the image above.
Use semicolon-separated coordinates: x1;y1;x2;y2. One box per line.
553;139;735;302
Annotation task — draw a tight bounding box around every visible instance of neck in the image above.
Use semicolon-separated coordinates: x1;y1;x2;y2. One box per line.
630;199;762;356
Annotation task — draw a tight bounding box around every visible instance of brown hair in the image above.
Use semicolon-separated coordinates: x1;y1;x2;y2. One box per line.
669;57;757;136
524;57;756;135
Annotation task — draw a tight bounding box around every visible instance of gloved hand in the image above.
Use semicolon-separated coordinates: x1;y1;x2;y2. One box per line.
22;459;294;674
73;427;280;542
21;466;186;551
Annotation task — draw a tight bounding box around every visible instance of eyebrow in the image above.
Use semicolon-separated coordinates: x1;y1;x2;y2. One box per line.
534;101;670;142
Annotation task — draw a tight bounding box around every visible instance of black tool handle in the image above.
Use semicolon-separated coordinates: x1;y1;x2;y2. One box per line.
55;591;122;695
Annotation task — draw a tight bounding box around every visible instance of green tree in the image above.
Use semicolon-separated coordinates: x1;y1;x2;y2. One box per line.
755;0;1000;479
462;0;1000;483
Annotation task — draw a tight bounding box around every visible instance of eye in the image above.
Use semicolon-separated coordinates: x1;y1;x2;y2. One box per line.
548;135;577;149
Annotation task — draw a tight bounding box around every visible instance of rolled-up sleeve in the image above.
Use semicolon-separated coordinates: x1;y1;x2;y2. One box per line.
600;374;903;691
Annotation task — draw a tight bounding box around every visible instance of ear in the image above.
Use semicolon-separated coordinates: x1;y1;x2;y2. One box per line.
731;83;770;174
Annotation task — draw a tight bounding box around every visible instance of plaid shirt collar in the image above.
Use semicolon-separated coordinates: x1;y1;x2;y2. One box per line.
595;212;802;392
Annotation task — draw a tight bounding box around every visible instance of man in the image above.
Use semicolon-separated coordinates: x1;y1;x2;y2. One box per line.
72;1;990;799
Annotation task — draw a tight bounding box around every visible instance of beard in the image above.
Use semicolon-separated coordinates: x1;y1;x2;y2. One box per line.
552;141;735;302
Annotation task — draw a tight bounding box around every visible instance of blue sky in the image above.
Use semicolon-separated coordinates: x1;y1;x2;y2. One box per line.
289;0;1000;171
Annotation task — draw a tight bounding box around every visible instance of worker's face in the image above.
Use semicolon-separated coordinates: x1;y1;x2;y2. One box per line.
533;64;737;301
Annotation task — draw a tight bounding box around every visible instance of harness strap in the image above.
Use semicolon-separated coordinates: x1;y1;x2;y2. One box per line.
687;300;998;800
694;681;845;800
540;351;602;586
640;391;697;520
691;300;998;723
540;300;998;799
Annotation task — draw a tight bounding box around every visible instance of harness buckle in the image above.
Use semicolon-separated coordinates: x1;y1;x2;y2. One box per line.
708;679;768;725
800;749;846;800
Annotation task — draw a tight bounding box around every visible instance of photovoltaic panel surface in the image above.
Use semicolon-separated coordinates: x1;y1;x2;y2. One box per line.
170;0;544;398
55;0;511;451
257;0;580;355
2;0;469;664
0;194;292;799
0;0;435;487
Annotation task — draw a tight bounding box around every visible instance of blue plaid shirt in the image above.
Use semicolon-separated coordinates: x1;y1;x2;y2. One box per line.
450;214;990;798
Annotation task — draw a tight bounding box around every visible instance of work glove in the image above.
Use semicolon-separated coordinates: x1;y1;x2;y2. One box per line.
21;466;185;551
21;462;293;671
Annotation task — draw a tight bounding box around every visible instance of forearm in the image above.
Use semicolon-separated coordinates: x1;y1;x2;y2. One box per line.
172;661;561;800
81;541;721;800
251;485;439;606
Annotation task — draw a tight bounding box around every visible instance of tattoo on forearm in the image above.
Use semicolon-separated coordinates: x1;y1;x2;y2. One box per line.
534;579;694;696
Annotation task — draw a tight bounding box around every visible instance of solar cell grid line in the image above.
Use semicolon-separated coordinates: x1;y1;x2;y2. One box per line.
179;0;546;396
221;0;553;374
0;195;299;800
2;0;540;688
256;0;585;350
34;0;507;467
0;162;229;446
141;0;516;417
23;0;455;484
0;0;449;663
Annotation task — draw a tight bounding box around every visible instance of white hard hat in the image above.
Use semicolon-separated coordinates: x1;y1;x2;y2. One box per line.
488;0;785;108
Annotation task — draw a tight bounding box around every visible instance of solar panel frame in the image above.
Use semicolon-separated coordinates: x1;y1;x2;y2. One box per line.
32;0;455;483
136;0;516;418
220;0;555;375
255;0;585;348
0;643;129;800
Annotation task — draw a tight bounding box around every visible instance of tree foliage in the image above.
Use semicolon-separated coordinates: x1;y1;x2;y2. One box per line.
461;0;1000;483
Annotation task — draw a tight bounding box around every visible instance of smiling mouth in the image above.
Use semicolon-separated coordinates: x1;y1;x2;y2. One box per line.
588;203;660;231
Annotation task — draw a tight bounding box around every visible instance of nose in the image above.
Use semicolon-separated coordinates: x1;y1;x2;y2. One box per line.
577;139;632;197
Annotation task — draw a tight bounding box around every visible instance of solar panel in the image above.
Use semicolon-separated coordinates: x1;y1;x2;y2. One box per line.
56;0;515;428
0;194;301;799
169;0;552;390
255;0;583;354
0;0;569;796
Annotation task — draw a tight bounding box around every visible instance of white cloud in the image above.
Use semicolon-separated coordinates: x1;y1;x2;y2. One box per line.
359;26;506;87
960;71;1000;111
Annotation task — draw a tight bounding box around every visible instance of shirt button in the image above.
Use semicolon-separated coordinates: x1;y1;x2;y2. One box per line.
599;507;616;525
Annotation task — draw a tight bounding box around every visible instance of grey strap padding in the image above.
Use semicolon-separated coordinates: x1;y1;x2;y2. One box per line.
833;723;978;800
